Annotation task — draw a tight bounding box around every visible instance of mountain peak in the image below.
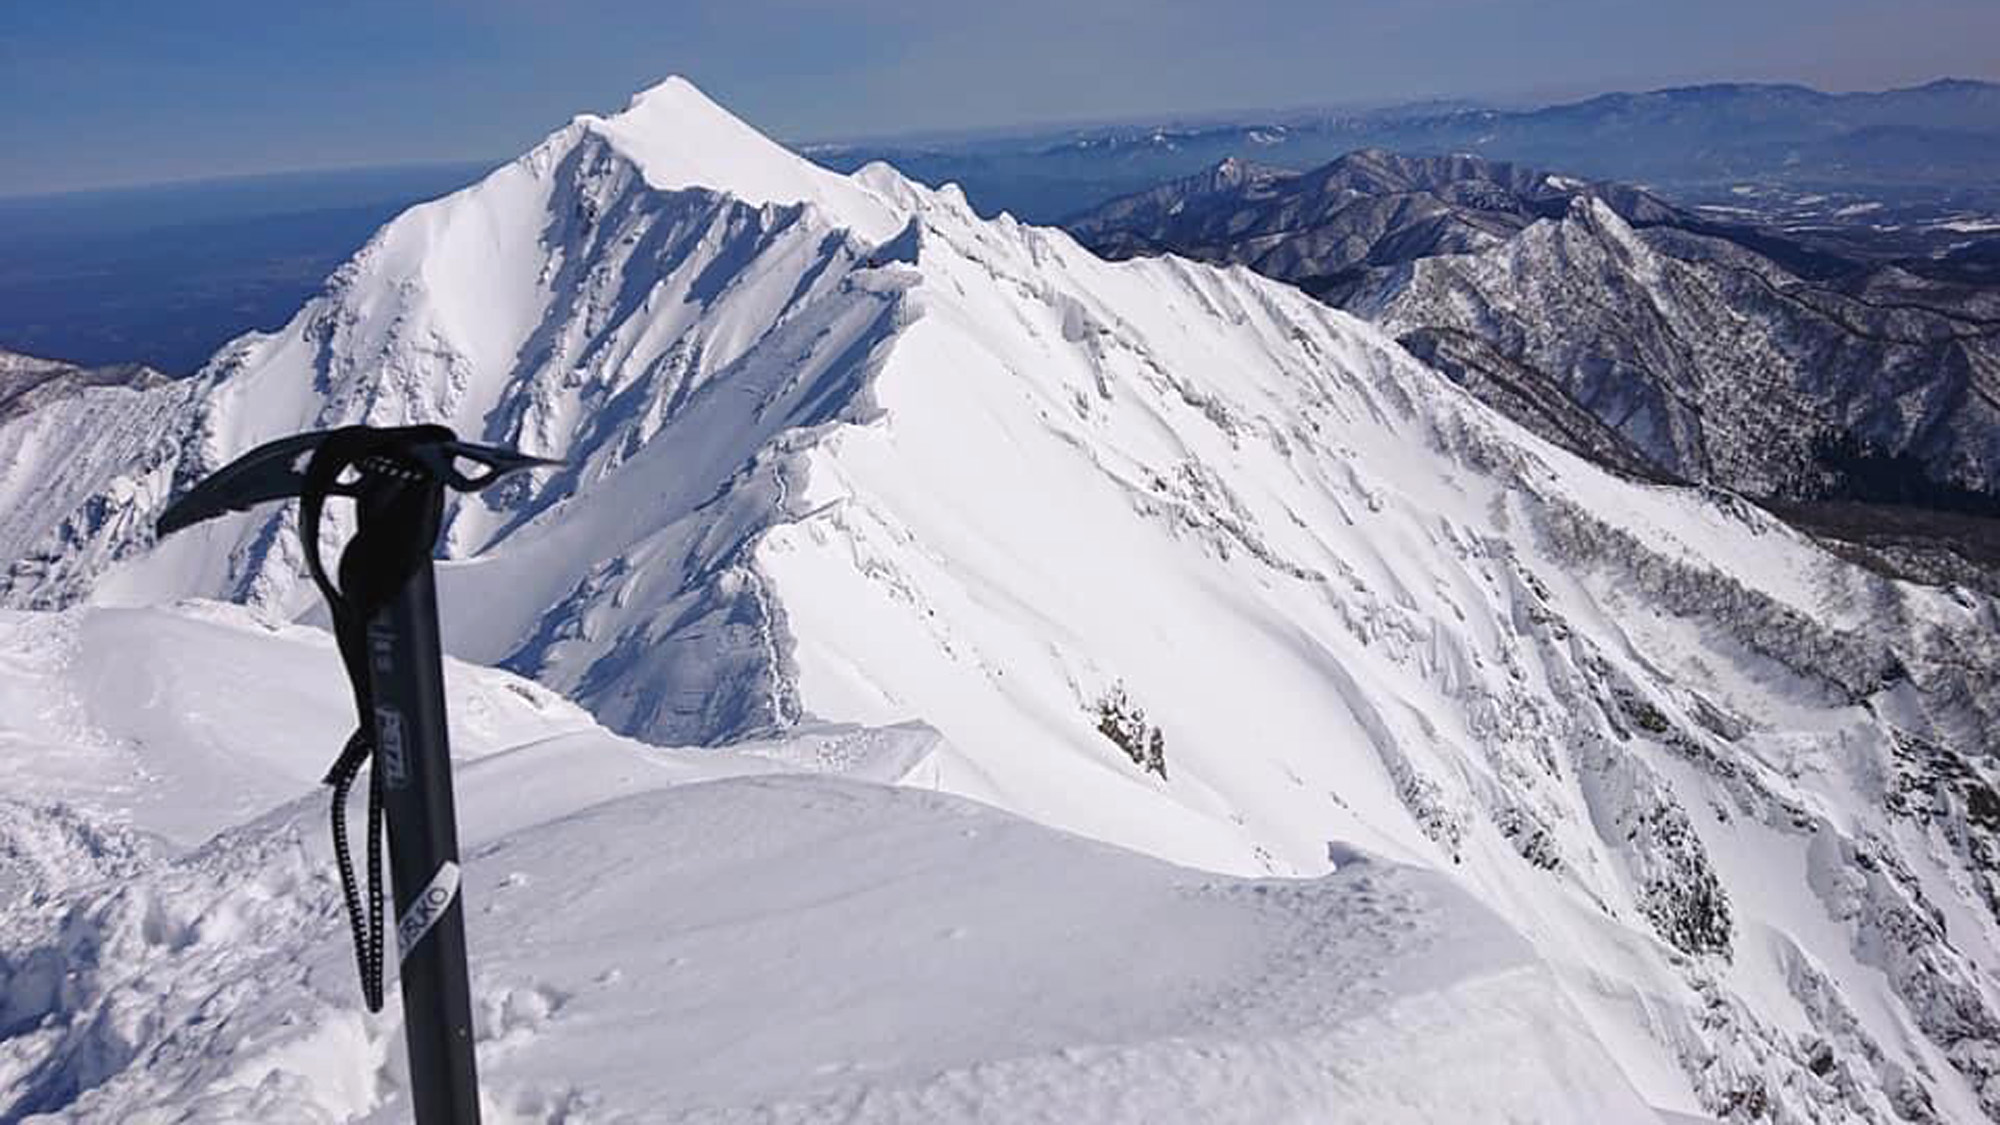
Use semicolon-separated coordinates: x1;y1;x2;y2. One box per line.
613;75;748;137
582;76;903;241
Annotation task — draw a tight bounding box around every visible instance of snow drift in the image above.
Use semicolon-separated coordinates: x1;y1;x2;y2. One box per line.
0;604;1657;1123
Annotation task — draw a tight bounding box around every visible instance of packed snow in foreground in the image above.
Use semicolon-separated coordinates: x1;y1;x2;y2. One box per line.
1;605;1660;1123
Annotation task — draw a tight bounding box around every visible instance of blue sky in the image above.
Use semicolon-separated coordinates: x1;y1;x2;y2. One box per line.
4;0;1996;196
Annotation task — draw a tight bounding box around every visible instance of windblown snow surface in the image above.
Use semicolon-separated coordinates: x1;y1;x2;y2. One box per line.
3;77;1999;1122
0;605;1651;1123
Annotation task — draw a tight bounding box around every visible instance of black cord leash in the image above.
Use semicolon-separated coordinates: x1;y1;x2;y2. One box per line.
327;730;387;1011
158;425;553;1125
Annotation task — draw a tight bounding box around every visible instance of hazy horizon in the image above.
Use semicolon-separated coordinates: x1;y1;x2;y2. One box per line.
4;71;1996;203
5;0;1998;197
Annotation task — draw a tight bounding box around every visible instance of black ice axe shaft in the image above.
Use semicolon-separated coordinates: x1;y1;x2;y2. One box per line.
158;424;554;1125
369;541;479;1125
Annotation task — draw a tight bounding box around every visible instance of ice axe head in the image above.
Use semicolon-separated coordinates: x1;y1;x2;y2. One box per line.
157;425;558;538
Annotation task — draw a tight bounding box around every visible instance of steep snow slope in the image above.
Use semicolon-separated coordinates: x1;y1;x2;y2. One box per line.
758;176;2000;1121
2;79;1998;1121
0;352;188;585
0;604;1659;1123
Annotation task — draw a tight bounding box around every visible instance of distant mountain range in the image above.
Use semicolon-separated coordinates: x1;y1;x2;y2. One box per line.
815;78;2000;226
1068;149;2000;587
1067;151;1685;298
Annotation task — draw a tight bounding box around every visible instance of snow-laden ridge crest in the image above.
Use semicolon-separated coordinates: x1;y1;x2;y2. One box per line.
578;75;904;243
2;79;1999;1122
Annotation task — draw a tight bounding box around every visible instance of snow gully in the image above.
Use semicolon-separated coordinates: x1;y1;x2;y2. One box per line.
157;425;553;1125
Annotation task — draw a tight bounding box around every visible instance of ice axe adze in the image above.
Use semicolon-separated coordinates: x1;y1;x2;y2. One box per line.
159;424;556;1125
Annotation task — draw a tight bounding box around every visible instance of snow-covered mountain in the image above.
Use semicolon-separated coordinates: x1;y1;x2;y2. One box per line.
3;78;2000;1122
0;349;169;422
1365;199;2000;503
1070;151;2000;515
1068;149;1682;302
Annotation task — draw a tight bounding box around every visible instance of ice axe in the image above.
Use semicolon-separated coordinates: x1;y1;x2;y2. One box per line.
159;424;555;1125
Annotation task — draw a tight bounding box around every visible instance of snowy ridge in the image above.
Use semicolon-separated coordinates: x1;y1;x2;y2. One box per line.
1;79;1998;1121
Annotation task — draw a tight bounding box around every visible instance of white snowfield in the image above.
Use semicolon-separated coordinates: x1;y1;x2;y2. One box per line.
3;77;1999;1122
1;605;1659;1123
